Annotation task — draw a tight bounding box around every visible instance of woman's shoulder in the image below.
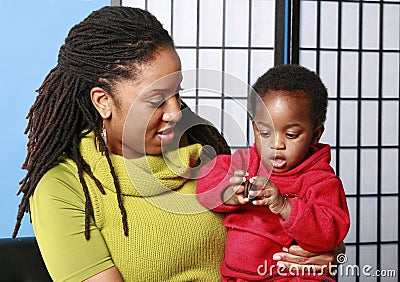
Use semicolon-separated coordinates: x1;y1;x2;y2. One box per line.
34;155;84;202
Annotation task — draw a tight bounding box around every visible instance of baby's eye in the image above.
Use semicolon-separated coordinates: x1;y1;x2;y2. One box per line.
259;131;271;138
286;132;300;139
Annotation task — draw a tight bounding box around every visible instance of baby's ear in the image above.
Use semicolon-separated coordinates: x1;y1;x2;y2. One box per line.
311;124;324;144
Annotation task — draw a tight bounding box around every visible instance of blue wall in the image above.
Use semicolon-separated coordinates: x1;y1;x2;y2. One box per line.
0;0;110;238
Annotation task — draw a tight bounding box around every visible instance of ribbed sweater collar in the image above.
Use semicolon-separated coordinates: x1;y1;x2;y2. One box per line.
79;131;203;197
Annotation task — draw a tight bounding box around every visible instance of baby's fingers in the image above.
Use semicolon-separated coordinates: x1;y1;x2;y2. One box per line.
237;195;249;204
229;171;248;186
233;170;248;177
229;176;246;186
249;176;269;187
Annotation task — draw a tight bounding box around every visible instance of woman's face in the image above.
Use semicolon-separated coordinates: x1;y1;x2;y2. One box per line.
253;91;323;172
105;47;183;158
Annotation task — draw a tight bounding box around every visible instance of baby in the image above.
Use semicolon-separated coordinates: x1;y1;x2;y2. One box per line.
196;64;350;281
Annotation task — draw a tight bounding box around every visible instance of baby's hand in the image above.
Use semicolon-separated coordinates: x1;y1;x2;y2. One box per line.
248;176;291;219
222;170;249;205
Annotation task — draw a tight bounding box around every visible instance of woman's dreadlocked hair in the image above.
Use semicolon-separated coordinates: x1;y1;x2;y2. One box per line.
13;6;230;239
13;6;175;239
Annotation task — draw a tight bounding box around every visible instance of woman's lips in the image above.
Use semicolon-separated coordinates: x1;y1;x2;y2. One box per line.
157;127;175;144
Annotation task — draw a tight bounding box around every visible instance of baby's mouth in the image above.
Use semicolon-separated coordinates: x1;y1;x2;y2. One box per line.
270;155;287;169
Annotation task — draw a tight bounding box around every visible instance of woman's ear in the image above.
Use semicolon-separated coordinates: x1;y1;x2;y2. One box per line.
311;124;324;144
90;87;112;118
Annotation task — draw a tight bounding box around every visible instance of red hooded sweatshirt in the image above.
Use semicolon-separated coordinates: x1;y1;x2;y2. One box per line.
196;143;349;281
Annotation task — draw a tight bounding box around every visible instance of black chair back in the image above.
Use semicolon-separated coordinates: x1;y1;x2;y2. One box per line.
0;237;52;282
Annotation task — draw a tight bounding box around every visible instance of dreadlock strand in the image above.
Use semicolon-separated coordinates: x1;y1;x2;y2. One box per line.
71;144;93;240
71;128;107;196
102;146;129;236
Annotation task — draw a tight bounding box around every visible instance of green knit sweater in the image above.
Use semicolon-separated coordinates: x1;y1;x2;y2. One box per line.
78;132;226;281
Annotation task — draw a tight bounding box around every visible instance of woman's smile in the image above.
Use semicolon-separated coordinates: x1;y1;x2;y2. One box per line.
156;125;176;144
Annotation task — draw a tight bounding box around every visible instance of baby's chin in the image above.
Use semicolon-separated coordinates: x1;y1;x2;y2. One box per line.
271;167;290;173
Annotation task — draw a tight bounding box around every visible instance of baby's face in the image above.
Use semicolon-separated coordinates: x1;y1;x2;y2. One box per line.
252;90;323;173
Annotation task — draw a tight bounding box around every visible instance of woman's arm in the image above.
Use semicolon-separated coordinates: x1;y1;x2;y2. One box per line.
30;162;115;281
84;266;123;281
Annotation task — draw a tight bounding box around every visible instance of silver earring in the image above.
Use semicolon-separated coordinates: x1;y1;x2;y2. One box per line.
101;123;107;146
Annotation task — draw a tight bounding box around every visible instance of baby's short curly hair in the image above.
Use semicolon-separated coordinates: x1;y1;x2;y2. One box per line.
249;64;328;126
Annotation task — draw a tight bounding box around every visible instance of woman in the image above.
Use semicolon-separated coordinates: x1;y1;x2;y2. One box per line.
14;6;340;281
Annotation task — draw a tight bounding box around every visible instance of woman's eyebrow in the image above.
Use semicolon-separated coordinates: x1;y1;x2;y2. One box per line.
141;87;182;99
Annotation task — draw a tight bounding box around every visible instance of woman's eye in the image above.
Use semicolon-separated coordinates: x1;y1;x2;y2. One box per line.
149;89;182;108
149;99;165;107
175;92;181;103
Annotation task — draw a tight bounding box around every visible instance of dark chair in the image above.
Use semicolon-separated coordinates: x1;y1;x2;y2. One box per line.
0;237;52;282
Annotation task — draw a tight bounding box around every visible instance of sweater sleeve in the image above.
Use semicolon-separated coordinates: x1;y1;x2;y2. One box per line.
196;152;245;213
280;174;350;252
30;160;114;281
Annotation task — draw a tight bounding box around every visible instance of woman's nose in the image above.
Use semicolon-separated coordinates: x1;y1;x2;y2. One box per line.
162;95;182;123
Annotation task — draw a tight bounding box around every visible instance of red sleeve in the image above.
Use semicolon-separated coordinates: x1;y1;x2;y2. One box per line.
196;149;258;213
281;174;350;252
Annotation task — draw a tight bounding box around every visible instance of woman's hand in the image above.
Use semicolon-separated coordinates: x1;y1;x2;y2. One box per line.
272;244;345;276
